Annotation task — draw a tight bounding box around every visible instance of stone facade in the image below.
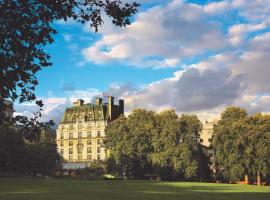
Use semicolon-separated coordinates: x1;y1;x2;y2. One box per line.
56;96;124;164
199;119;218;147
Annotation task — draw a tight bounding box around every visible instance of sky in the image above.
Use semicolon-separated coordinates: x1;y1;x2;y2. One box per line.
15;0;270;124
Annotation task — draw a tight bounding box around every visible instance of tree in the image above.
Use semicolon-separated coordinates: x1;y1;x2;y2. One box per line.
212;107;249;182
105;109;157;178
151;112;208;180
246;114;270;182
151;110;180;180
14;100;55;144
213;107;270;183
104;115;130;176
0;126;26;175
0;0;139;123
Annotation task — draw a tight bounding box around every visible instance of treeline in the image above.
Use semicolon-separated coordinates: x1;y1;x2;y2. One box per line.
105;109;210;181
0;102;61;178
105;107;270;182
0;126;61;177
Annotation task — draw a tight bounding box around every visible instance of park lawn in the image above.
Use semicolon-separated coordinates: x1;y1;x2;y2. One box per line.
0;178;269;200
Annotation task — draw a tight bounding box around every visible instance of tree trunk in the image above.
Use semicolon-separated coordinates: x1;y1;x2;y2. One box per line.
257;172;261;186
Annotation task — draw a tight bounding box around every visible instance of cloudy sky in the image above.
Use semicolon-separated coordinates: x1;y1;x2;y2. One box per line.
15;0;270;124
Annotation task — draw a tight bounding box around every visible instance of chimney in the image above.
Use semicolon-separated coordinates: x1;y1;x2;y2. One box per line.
96;97;103;105
119;99;124;115
107;96;114;120
73;99;84;107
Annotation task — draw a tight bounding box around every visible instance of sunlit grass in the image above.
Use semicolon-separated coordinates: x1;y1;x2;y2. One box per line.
0;178;269;200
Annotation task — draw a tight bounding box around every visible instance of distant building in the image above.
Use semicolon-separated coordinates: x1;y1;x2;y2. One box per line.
56;96;124;165
199;119;218;147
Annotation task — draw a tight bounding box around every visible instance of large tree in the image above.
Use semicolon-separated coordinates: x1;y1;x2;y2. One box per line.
105;109;156;178
0;0;139;123
246;114;270;182
212;107;251;182
151;112;208;180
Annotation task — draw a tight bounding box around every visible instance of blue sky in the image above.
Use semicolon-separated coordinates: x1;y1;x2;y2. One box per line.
16;0;270;124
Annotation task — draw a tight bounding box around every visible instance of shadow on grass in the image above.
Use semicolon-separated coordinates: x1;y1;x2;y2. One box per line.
0;179;269;200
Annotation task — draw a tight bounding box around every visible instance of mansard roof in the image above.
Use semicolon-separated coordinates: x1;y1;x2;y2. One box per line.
61;103;108;124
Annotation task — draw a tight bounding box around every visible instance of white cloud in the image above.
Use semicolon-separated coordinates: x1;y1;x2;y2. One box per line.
82;0;227;68
228;22;269;45
232;0;270;22
203;1;230;14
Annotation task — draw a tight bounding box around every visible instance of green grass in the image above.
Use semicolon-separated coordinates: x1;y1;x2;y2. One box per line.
0;178;269;200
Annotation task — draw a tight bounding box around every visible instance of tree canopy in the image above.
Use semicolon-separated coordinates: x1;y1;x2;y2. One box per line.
212;107;270;183
105;109;209;180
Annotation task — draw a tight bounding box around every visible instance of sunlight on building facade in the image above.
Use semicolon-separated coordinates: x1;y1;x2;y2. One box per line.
56;96;124;165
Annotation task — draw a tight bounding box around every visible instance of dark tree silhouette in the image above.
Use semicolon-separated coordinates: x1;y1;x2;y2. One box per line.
0;0;139;123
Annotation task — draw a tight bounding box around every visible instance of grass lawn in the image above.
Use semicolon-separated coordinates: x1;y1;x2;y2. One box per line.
0;178;269;200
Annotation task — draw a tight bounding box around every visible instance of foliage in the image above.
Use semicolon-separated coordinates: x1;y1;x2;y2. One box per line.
0;124;60;177
105;109;209;180
0;126;25;175
69;162;105;180
212;107;270;182
0;0;139;123
0;101;60;177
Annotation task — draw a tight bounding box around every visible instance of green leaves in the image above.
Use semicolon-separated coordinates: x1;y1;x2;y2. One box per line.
212;107;270;182
105;109;209;180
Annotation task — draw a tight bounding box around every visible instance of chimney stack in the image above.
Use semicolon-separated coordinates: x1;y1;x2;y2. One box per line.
73;99;84;107
107;96;114;120
96;97;103;105
119;99;124;115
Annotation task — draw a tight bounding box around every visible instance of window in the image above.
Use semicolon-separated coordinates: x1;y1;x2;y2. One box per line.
87;155;92;160
78;148;83;154
78;116;83;123
78;124;83;129
97;139;101;145
60;149;64;155
78;132;82;138
69;141;73;146
60;133;64;139
69;156;73;161
200;139;203;143
87;147;91;153
60;141;63;146
69;132;73;139
97;155;101;162
78;155;82;160
87;140;91;145
61;126;65;130
78;140;82;145
69;148;73;154
97;147;101;153
69;125;73;130
208;138;213;142
87;131;91;137
97;131;101;137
